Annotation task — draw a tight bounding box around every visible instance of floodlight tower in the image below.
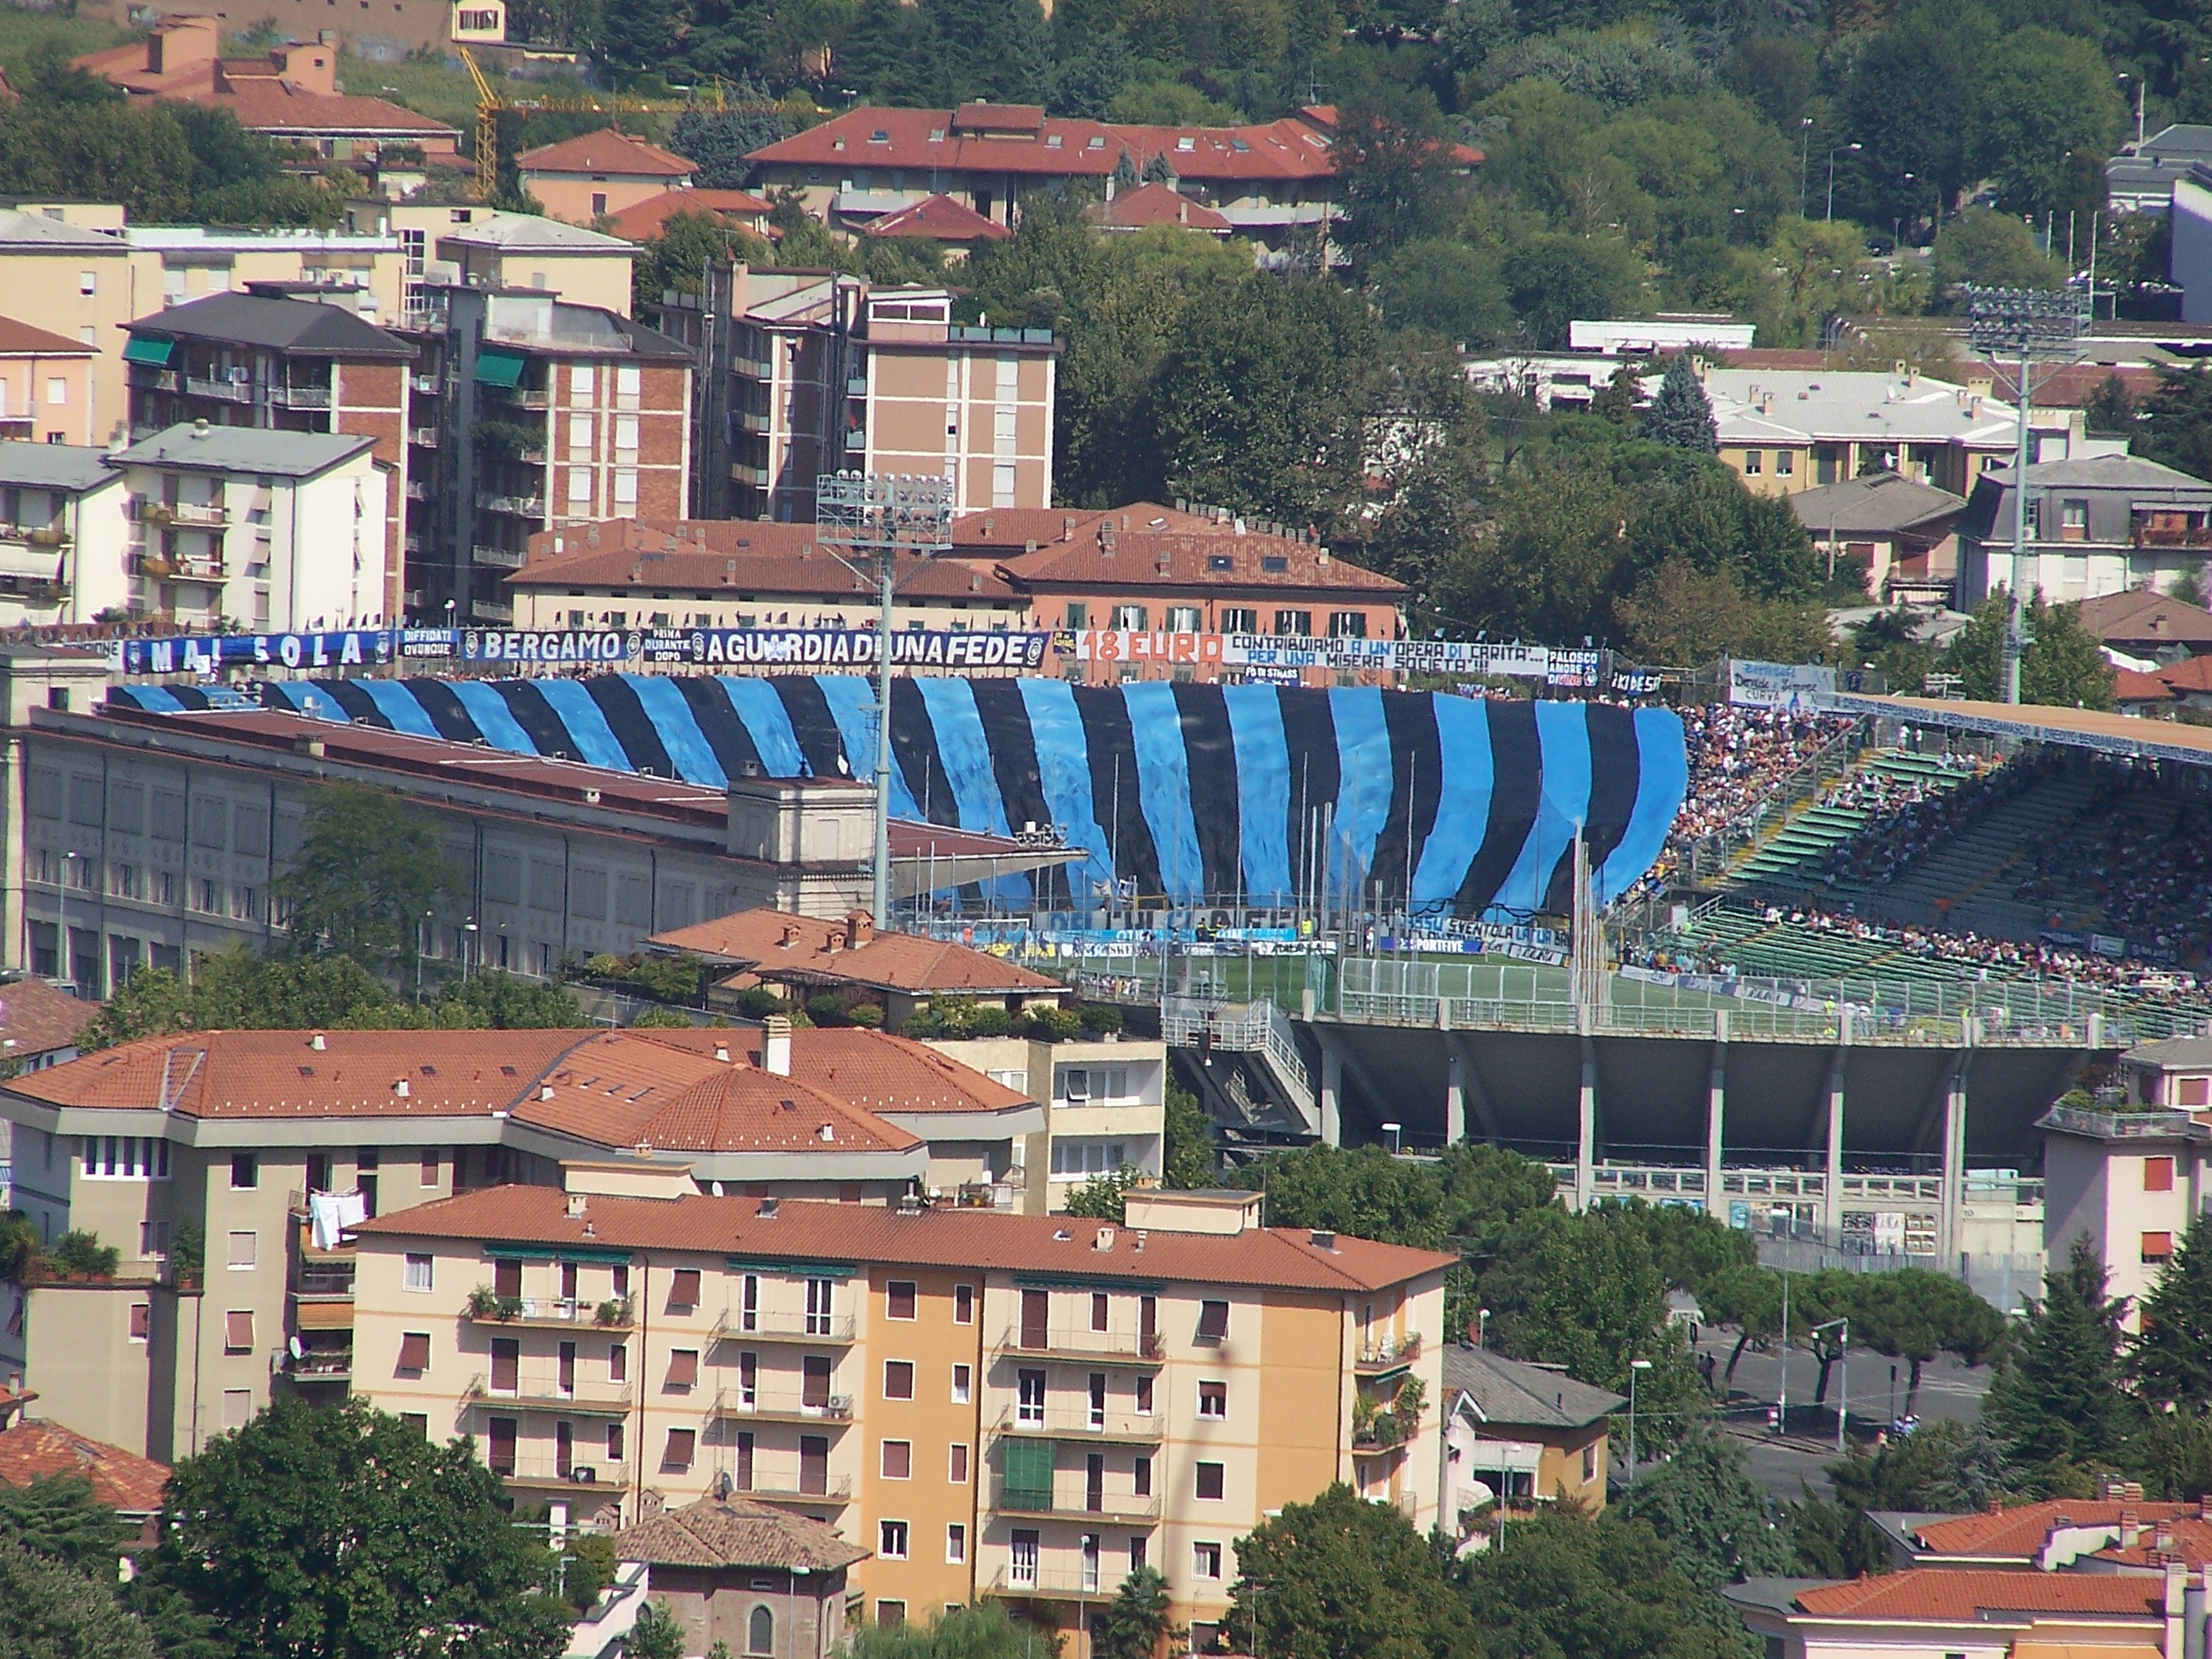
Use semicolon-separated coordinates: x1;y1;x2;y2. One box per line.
1962;285;2090;703
816;471;957;930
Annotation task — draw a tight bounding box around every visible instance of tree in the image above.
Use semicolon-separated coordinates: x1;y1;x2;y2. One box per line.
1635;354;1717;453
0;1533;157;1659
1163;1079;1214;1188
1091;1566;1178;1659
1701;1265;1781;1393
142;1397;572;1659
1370;239;1510;348
2086;373;2140;438
843;1602;1060;1659
2133;1212;2212;1407
1790;1418;2022;1575
1329;86;1462;275
1932;206;2070;295
1429;454;1628;641
1852;1271;2007;1419
1232;1144;1453;1249
1614;559;1833;665
273;782;454;972
1061;1165;1141;1222
635;210;772;311
1620;1419;1794;1590
1502;233;1644;349
1838;13;1987;234
1976;27;2122;219
626;1601;685;1659
1943;590;2117;708
2136;366;2212;481
1225;1484;1477;1659
0;1474;137;1576
669;103;791;189
1985;1235;2132;1475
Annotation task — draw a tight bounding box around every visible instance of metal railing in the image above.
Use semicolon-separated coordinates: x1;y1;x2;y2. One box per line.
1684;720;1869;887
471;544;526;568
738;1473;853;1502
711;1310;857;1344
994;1483;1162;1521
995;1406;1164;1442
2039;1104;2203;1141
463;1370;634;1414
184;374;253;403
1355;1332;1422;1370
465;1295;633;1330
476;493;545;518
710;1388;854;1422
271;383;331;409
1160;996;1316;1121
994;1325;1164;1364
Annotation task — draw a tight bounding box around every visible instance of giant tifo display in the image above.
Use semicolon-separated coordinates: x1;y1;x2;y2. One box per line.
107;677;1687;918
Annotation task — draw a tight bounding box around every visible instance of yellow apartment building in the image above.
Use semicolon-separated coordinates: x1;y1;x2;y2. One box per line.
349;1178;1452;1649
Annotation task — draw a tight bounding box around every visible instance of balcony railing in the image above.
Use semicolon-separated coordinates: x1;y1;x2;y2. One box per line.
184;374;254;403
987;1566;1121;1601
476;492;545;518
1351;1413;1412;1451
471;544;526;569
133;368;180;393
408;427;439;446
410;374;440;394
733;1474;853;1504
464;1294;634;1331
2134;524;2212;548
292;1261;356;1300
994;1326;1165;1365
473;599;515;623
134;550;223;582
277;1349;353;1384
1355;1333;1422;1373
489;1455;623;1492
0;521;69;547
464;1370;635;1417
271;383;331;410
710;1388;854;1424
711;1311;858;1346
994;1483;1161;1522
500;387;551;409
995;1407;1164;1443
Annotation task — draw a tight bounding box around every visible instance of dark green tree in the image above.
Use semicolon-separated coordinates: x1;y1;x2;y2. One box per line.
1618;1419;1793;1590
0;1533;157;1659
669;102;792;189
1233;1144;1454;1249
1698;1265;1781;1394
2085;373;2140;438
1931;206;2069;294
1091;1566;1178;1659
1329;86;1461;275
273;782;454;972
1944;591;2117;708
1985;1235;2132;1474
1502;233;1644;349
142;1397;572;1659
2136;366;2212;481
1635;354;1718;453
626;1601;685;1659
1163;1079;1215;1188
0;1474;136;1575
1975;27;2123;218
2133;1212;2212;1407
1852;1270;2007;1419
1225;1484;1478;1659
1838;13;1987;234
1370;240;1510;347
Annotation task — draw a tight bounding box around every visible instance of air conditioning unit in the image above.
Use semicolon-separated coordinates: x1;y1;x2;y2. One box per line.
568;1467;598;1484
825;1395;853;1417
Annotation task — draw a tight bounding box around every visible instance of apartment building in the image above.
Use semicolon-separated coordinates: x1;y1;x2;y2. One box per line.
1956;454;2212;606
654;268;1055;523
0;445;129;625
349;1177;1451;1645
0;316;97;446
404;283;690;624
110;422;386;633
517;130;698;226
0;1021;1046;1461
925;1032;1170;1212
505;517;1027;633
433;215;639;319
2039;1085;2211;1331
123;290;416;623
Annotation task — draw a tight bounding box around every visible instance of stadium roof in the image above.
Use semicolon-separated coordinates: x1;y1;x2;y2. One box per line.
1827;691;2212;767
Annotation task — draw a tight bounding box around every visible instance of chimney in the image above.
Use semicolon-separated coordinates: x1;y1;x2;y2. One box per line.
763;1015;792;1077
2121;1509;2142;1547
565;1192;587;1218
394;1078;410;1097
759;1196;780;1218
309;1033;326;1051
1986;1496;2004;1516
846;908;873;946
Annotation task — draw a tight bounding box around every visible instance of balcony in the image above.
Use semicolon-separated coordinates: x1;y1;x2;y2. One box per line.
277;1347;353;1385
136;499;228;528
994;1327;1165;1367
135;550;223;582
994;1407;1164;1444
476;492;545;518
472;544;526;569
0;520;69;548
1351;1412;1412;1451
732;1474;854;1506
1354;1333;1422;1376
271;383;331;410
2135;523;2212;548
410;374;440;394
500;387;551;410
406;481;431;501
994;1482;1161;1523
132;368;180;393
473;599;514;623
184;374;254;404
408;426;439;447
987;1566;1121;1603
711;1311;858;1346
709;1388;854;1425
464;1370;635;1417
489;1455;625;1495
463;1292;635;1332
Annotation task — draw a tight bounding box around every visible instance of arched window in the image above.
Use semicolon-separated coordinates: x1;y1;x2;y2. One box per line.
748;1604;775;1656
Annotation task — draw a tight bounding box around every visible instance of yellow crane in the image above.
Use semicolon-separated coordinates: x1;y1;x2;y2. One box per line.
459;47;737;204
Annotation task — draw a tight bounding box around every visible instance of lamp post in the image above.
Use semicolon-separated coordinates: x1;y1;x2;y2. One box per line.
1826;143;1861;222
462;918;478;982
1477;1308;1490;1352
1810;1316;1849;1455
1625;1358;1654;1512
1963;284;2091;702
1799;117;1814;217
60;850;81;992
816;471;957;931
416;908;434;1004
2118;73;2146;151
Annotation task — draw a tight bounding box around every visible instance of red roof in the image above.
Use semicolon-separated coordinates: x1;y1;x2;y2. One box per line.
2158;655;2212;693
196;82;456;139
865;194;1011;244
0;975;97;1056
2117;665;2176;702
606;189;773;243
2079;587;2212;647
1088;182;1232;234
0;1418;168;1514
999;521;1403;596
651;908;1061;994
355;1183;1459;1293
0;316;94;357
518;129;696;179
1793;1570;2166;1622
750;104;1347;187
1909;1499;2192;1559
511;519;1022;602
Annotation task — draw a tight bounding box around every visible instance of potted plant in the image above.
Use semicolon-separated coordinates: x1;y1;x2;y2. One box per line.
595;1295;633;1326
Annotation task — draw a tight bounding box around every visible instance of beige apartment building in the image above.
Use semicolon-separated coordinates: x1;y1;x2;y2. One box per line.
349;1178;1450;1648
0;1021;1048;1462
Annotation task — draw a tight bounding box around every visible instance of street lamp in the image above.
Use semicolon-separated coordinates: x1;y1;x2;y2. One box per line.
1476;1308;1490;1352
1810;1316;1850;1455
2118;73;2146;151
1799;116;1815;216
416;908;434;1003
462;918;478;982
1826;143;1861;222
1625;1358;1654;1511
60;850;82;992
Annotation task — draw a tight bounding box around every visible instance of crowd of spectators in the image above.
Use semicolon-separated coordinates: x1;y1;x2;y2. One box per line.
1651;705;1852;884
1816;753;2051;886
2010;760;2212;960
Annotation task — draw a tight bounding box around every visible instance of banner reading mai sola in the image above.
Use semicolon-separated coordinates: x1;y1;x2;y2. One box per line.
1729;658;1838;710
112;629;402;676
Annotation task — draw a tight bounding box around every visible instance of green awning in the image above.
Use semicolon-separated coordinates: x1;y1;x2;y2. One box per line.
483;1243;634;1265
473;348;526;389
122;336;173;367
1003;1437;1054;1492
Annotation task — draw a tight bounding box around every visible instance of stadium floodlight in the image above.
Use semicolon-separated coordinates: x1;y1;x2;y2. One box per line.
1961;284;2090;704
816;471;957;931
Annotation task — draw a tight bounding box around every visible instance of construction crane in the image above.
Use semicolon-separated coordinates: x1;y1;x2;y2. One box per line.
459;47;737;204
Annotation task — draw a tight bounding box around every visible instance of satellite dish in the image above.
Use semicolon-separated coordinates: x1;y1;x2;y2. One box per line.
289;1335;304;1359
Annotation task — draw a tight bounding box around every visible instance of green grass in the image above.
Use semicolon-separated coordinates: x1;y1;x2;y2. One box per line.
335;52;678;151
0;9;132;82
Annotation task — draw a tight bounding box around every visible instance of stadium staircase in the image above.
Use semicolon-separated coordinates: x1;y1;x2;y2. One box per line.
1724;750;1977;890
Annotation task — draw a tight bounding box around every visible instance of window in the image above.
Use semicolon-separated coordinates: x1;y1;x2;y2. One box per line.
404;1254;434;1292
227;1231;256;1270
1167;605;1201;632
949;1443;969;1483
1581;1443;1597;1482
1776;451;1796;477
606;1422;625;1462
420;1151;440;1188
591;191;608;216
1135;1376;1154;1414
669;1268;702;1309
224;1310;254;1352
610;1342;629;1383
878;1521;908;1559
129;1303;149;1341
1193;1542;1222;1580
1110;603;1148;629
570;363;595;405
954;1284;975;1325
1091;1292;1109;1333
1133;1455;1152;1496
884;1360;915;1400
1742;449;1763;475
2145;1231;2176;1261
1221;606;1257;634
882;1440;911;1479
1273;609;1311;636
749;1607;774;1656
1197;1300;1229;1343
2183;1078;2212;1108
402;1413;428;1438
1199;1380;1226;1419
80;1136;168;1179
567;467;592;506
1195;1462;1224;1500
888;1280;917;1320
1130;1537;1147;1573
664;1428;696;1470
1051;1139;1129;1177
740;1273;760;1331
805;1278;835;1334
398;1331;430;1370
2062;497;2089;537
614;469;638;507
668;1349;700;1389
1064;602;1087;629
1010;1530;1039;1588
1017;1369;1046;1426
951;1363;971;1404
1328;611;1368;639
2148;1156;2176;1193
230;1152;258;1189
945;1523;967;1564
222;1389;252;1431
79;270;96;295
491;1338;519;1392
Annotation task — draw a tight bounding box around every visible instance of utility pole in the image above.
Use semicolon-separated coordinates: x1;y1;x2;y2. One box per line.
817;471;957;930
1963;286;2089;702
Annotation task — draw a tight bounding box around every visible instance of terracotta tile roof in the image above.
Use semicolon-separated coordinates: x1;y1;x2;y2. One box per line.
0;975;95;1057
605;189;771;242
2090;1514;2212;1565
196;82;457;139
612;1495;868;1571
999;522;1404;595
355;1185;1460;1293
2158;655;2212;693
518;130;695;178
1910;1500;2192;1558
2079;587;2212;647
865;194;1011;243
513;519;1021;602
651;908;1061;996
1086;182;1232;234
0;316;94;356
641;1025;1038;1118
0;1419;168;1514
2117;666;2177;702
1793;1570;2167;1621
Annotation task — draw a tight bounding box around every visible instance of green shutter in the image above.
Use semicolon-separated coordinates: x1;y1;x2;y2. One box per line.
473;348;526;389
122;336;174;367
1002;1437;1054;1508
